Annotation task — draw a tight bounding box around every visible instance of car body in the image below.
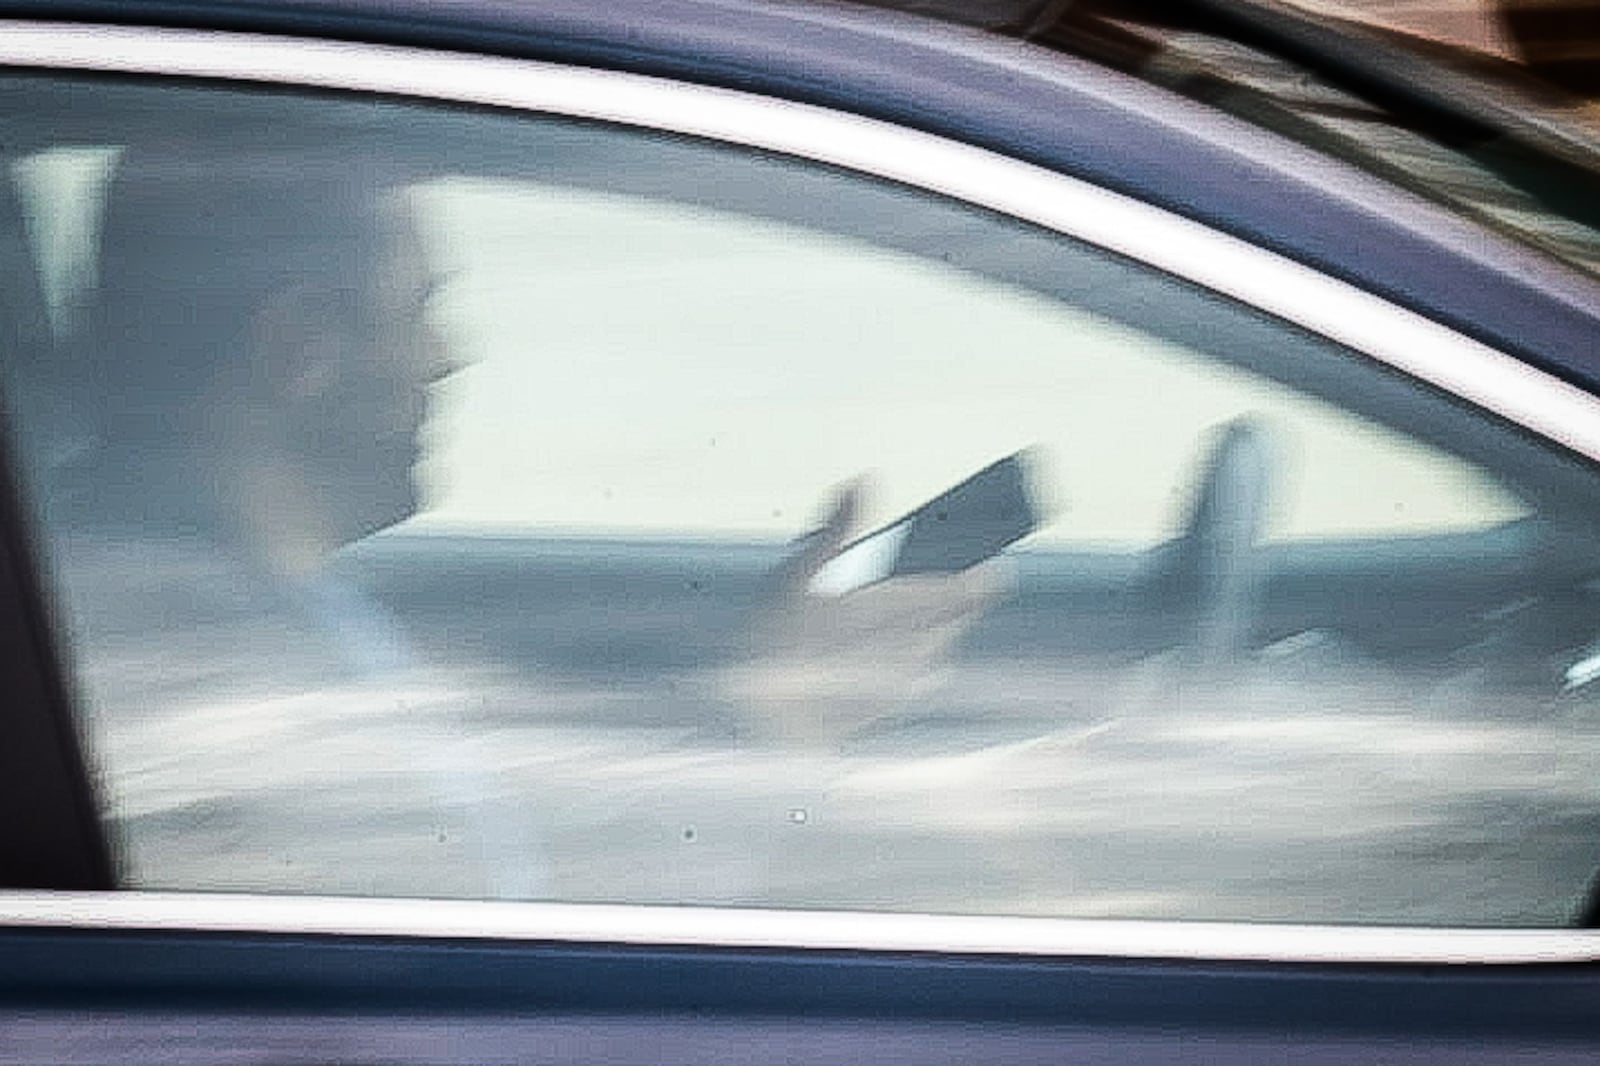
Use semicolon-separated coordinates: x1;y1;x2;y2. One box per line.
3;0;1600;1061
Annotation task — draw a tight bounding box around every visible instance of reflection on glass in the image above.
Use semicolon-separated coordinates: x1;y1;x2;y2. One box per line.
5;78;1600;928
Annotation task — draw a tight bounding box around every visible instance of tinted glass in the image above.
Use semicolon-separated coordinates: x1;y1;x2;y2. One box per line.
5;74;1600;925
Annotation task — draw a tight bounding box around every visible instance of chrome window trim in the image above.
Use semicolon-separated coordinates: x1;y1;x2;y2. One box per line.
3;22;1600;463
1;891;1598;964
1;22;1599;963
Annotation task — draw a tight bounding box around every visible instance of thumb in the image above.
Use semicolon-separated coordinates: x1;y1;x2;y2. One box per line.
774;477;866;597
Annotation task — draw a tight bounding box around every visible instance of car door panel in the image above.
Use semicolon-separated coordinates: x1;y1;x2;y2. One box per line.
4;925;1600;1063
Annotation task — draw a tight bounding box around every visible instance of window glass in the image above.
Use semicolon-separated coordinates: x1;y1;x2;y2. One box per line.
412;177;1522;547
5;75;1600;925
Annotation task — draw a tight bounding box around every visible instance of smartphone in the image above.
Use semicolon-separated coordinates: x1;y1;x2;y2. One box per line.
807;450;1042;597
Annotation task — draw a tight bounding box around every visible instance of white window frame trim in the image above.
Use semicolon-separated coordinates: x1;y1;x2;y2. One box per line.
1;890;1599;964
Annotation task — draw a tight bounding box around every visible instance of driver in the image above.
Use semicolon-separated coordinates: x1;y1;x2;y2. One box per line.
44;146;1004;901
46;150;543;897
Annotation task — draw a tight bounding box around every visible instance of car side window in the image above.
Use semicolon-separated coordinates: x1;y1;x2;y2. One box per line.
6;72;1600;926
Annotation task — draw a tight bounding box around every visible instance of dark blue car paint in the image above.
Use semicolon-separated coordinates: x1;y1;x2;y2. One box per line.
3;929;1600;1040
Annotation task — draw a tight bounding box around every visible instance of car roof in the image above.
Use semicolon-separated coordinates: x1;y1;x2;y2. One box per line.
5;0;1600;388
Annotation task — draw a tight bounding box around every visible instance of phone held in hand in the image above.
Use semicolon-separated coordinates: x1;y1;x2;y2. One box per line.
808;450;1043;597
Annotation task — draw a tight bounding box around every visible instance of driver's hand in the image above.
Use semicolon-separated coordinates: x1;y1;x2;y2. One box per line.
720;479;1010;748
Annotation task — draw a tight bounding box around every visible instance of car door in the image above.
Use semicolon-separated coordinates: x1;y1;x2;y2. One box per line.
3;4;1600;1063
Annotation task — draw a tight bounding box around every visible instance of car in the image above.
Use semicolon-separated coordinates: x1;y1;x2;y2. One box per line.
3;0;1600;1060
